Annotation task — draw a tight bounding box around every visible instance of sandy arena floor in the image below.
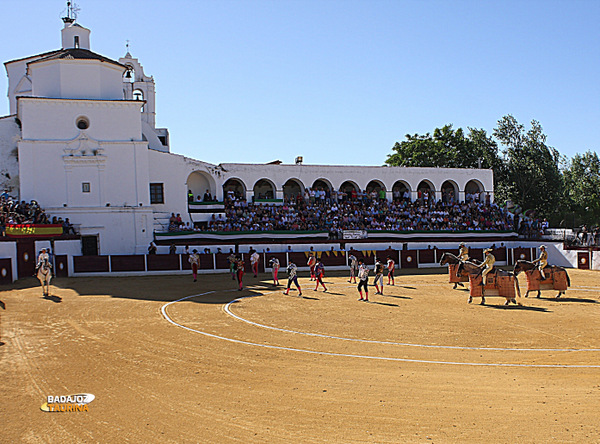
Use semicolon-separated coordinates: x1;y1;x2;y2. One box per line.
1;268;599;443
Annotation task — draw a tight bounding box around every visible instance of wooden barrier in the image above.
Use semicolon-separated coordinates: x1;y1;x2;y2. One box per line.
111;255;145;272
469;248;484;262
492;247;507;262
418;249;436;264
73;256;109;273
215;253;233;270
54;255;69;277
577;252;590;269
0;258;12;284
401;250;417;268
513;248;532;262
147;254;180;271
320;250;347;267
65;246;556;275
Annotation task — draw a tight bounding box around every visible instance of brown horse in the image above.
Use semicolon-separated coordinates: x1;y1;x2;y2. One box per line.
513;260;570;298
439;252;482;289
457;261;521;306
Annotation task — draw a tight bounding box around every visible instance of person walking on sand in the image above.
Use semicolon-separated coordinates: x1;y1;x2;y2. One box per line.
188;249;200;282
269;256;280;286
374;258;384;295
307;253;317;281
250;250;260;277
234;255;245;291
348;253;358;283
283;261;302;297
386;256;395;286
313;259;327;292
357;259;369;301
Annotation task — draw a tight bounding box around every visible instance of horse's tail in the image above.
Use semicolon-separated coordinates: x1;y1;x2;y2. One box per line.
564;269;571;287
514;275;521;298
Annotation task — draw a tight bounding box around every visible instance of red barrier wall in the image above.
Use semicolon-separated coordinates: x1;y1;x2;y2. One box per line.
73;256;109;273
0;258;12;284
147;254;180;271
54;255;69;277
111;255;145;272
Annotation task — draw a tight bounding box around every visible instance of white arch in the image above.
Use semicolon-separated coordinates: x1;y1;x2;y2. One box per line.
223;177;248;201
338;179;360;192
366;179;386;191
311;178;333;192
253;178;277;200
464;179;485;202
282;178;305;199
187;171;217;202
440;179;459;203
416;179;436;193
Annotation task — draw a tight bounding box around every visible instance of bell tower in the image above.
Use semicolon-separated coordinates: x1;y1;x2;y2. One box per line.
119;46;170;152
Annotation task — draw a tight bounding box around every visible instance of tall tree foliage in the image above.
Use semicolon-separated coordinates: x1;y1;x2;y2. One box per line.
385;115;570;220
563;151;600;225
385;124;500;169
492;115;563;217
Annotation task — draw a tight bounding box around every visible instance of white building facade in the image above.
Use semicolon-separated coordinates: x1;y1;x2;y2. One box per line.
0;17;494;255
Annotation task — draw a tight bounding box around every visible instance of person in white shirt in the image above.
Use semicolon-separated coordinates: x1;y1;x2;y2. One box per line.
357;259;369;301
250;250;260;277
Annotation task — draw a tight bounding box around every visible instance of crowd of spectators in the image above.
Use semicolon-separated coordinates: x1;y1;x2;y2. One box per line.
575;225;600;246
201;189;517;234
0;192;76;236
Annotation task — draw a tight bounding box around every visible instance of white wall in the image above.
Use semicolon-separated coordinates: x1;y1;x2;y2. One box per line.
0;117;21;196
18;98;142;141
30;60;124;101
0;241;17;281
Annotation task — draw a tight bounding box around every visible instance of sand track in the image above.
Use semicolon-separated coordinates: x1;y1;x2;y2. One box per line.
1;269;599;443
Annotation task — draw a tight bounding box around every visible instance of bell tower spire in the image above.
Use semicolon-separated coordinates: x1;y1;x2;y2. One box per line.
61;1;80;24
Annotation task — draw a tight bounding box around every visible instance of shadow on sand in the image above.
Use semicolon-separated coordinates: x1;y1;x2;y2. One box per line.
485;304;550;312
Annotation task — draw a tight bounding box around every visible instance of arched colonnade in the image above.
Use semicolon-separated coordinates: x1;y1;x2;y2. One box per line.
187;171;490;204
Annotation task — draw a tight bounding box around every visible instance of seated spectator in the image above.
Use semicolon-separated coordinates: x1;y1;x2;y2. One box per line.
63;217;76;235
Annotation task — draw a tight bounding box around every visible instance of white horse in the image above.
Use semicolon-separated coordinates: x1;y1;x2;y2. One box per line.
37;259;52;297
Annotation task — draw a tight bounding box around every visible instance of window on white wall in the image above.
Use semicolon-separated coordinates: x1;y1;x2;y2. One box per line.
150;183;164;204
82;182;90;193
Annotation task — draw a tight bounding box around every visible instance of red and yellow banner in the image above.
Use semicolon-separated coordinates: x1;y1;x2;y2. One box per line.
6;224;64;238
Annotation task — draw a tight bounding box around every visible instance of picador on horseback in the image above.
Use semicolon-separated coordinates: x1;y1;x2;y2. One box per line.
458;242;469;262
478;248;495;287
532;245;548;280
513;246;570;298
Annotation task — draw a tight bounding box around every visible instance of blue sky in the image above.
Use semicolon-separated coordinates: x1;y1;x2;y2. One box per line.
1;0;598;166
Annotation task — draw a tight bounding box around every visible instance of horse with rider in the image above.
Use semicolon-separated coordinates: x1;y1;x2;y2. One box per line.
513;245;570;298
441;244;521;305
35;248;53;296
439;242;480;289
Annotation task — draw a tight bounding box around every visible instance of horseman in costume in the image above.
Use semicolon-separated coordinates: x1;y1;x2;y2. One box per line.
35;248;52;275
478;248;495;285
532;245;548;280
458;242;469;261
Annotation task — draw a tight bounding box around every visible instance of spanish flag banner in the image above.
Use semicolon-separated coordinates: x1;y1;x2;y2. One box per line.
6;224;64;238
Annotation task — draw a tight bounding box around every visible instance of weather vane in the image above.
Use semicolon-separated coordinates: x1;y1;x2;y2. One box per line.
61;1;81;24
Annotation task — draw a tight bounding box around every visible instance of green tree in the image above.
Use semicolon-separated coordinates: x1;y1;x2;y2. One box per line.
492;115;563;218
563;151;600;226
386;124;499;169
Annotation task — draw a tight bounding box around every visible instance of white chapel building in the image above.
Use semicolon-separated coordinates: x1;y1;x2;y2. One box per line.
0;14;494;255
